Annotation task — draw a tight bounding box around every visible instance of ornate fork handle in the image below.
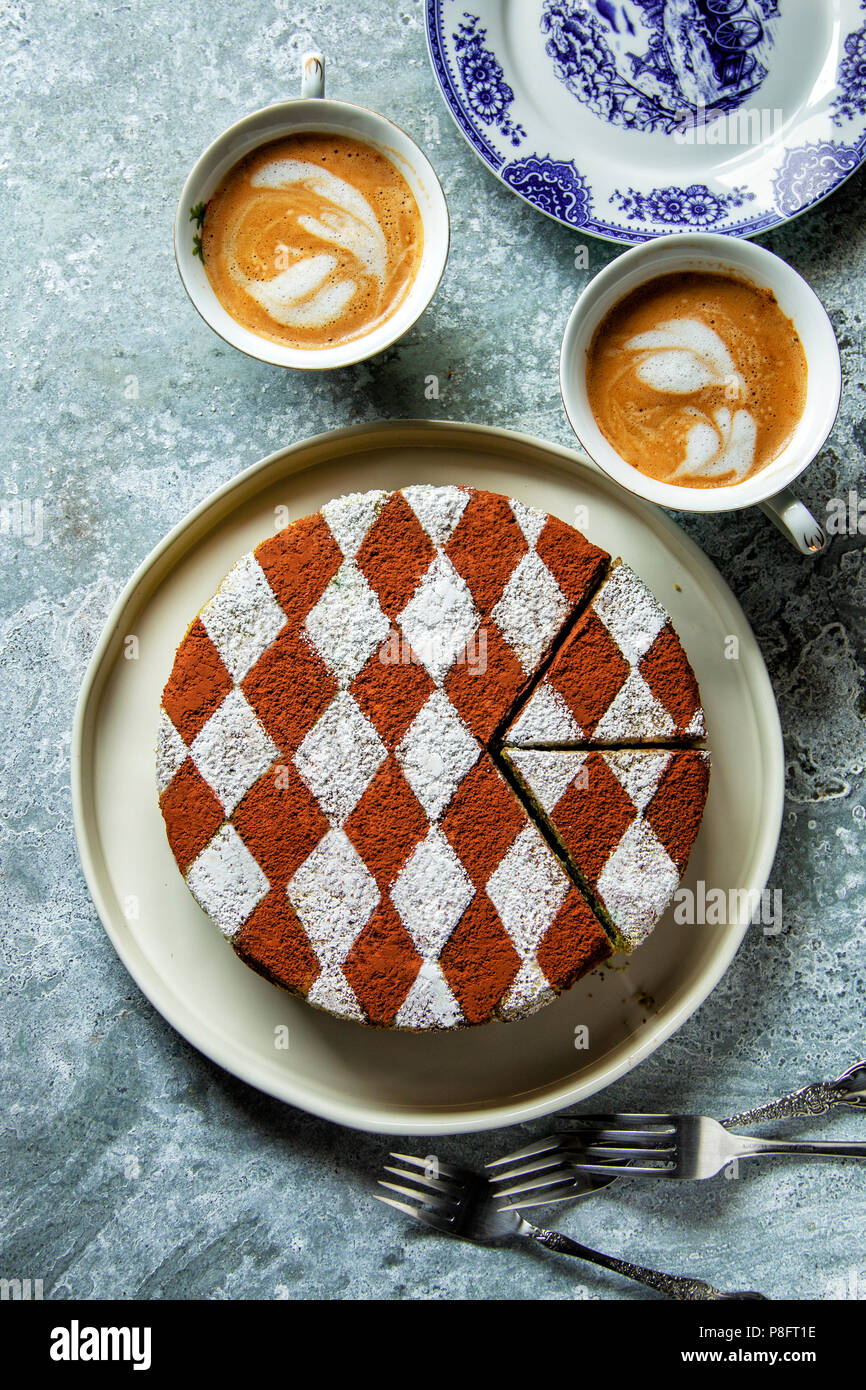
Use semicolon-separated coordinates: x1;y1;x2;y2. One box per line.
526;1226;765;1300
722;1062;866;1129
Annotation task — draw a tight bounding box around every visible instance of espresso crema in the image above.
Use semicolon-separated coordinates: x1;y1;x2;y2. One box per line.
201;133;423;350
586;271;808;488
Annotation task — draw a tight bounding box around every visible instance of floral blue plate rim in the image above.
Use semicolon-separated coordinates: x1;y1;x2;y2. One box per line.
425;0;866;243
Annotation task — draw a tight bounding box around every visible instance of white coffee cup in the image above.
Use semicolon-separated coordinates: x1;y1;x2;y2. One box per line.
560;233;841;554
174;52;449;370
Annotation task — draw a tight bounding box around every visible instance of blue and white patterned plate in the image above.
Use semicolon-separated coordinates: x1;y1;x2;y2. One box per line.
426;0;866;242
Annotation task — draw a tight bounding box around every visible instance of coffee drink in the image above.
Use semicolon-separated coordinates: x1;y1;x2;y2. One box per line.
201;133;423;350
586;272;808;488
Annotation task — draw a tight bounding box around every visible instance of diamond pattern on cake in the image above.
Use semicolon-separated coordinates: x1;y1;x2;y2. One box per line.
161;618;233;745
597;820;680;946
440;891;521;1025
505;681;584;746
503;749;709;949
394;959;463;1030
397;552;479;684
509;497;547;548
503;563;705;746
535;513;609;606
159;486;709;1032
396;689;479;821
186;824;270;939
440;756;525;889
255;515;343;633
294;690;387;828
402;484;470;549
344;756;429;891
288;828;379;968
486;822;570;961
305;559;391;687
233;890;321;996
444;621;527;744
233;761;329;888
350;636;435;747
639;623;705;737
356;492;437;620
594;562;666;663
535;889;612;994
190;687;280;815
343;901;422;1026
590;669;676;743
157;708;189;793
200;554;287;683
322;489;390;558
497;957;556;1022
444;490;528;615
242;626;337;756
492;550;569;674
159;757;225;873
306;968;366;1023
390;825;475;959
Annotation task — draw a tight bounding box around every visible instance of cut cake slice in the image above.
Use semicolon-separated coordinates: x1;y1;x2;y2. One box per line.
502;561;705;747
502;747;710;950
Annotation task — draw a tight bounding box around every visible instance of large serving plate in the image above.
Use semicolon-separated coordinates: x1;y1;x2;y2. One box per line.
425;0;866;242
72;421;783;1134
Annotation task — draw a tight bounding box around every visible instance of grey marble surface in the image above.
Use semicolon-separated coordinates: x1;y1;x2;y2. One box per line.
1;0;864;1302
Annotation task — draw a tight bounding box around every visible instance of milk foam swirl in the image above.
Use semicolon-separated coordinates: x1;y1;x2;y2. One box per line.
624;318;755;482
228;159;389;329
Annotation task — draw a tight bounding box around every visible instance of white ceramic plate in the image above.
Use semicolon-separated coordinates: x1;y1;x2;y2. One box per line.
425;0;866;242
72;421;783;1134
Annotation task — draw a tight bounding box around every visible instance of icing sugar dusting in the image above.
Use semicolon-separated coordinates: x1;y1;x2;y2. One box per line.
596;818;680;947
185;824;269;939
492;550;569;673
508;749;588;814
506;681;584;745
604;749;672;812
591;670;676;742
593;563;666;663
396;689;479;821
394;959;462;1030
157;707;188;794
190;687;280;815
401;484;470;548
390;826;475;959
486;822;569;960
200;552;286;683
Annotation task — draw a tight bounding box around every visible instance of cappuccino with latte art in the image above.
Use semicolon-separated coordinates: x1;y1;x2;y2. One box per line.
201;133;423;350
586;272;808;489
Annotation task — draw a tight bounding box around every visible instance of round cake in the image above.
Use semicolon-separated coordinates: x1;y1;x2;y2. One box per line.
157;485;708;1029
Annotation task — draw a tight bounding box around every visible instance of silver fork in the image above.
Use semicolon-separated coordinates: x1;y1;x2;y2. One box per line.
489;1061;866;1206
373;1153;768;1300
489;1114;866;1197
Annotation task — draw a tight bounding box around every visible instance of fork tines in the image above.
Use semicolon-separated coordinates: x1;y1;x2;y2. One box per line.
372;1152;462;1231
486;1115;680;1194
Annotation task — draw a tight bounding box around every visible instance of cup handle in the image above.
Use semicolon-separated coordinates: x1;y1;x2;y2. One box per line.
758;487;826;555
302;51;325;99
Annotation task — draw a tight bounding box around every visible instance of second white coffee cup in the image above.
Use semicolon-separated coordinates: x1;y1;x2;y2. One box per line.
560;233;841;554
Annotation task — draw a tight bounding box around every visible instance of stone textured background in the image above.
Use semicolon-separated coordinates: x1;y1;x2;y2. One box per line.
1;0;864;1301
